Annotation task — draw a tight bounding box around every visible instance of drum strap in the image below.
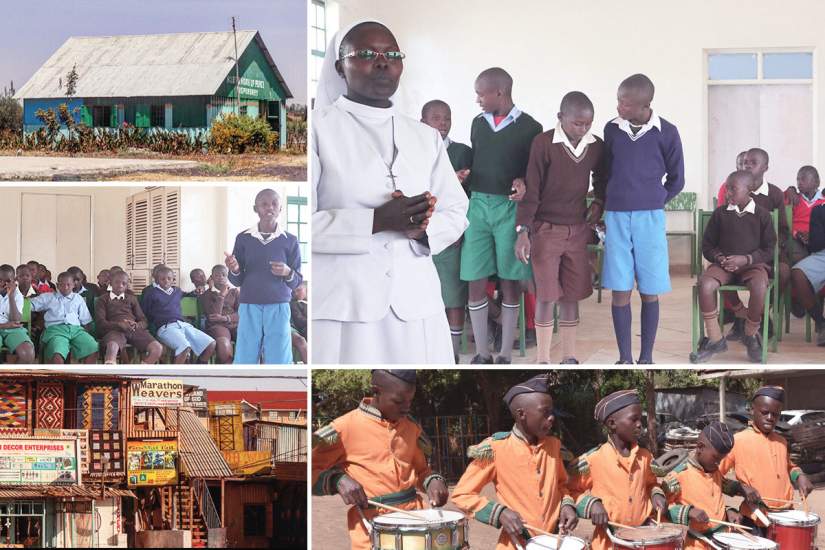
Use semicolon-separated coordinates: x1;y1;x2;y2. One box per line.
368;487;417;508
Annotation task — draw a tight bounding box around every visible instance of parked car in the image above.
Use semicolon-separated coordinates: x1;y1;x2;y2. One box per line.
780;410;825;426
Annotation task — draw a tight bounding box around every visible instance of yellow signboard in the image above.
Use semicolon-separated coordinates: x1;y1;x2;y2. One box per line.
127;440;178;486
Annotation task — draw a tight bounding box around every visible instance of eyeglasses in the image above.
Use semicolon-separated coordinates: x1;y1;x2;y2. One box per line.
340;49;406;62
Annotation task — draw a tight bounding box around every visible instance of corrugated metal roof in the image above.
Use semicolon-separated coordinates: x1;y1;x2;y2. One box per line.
208;391;307;410
15;31;292;99
0;486;135;499
166;408;232;480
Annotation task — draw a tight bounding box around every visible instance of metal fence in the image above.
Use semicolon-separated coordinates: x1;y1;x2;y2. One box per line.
421;415;491;482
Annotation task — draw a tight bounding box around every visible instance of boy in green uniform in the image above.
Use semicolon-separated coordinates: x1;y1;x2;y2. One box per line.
0;264;35;363
422;99;473;362
461;67;542;364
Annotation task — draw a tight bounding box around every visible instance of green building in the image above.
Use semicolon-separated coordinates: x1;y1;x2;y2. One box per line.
15;30;293;147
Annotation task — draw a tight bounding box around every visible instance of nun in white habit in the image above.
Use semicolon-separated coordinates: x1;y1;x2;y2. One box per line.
312;20;470;364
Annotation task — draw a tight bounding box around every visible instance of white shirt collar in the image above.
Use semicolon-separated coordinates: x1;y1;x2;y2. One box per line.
443;136;452;148
726;199;757;215
482;105;522;129
801;189;824;204
22;286;36;297
109;291;126;300
611;112;662;141
246;223;284;245
752;180;770;196
552;121;597;158
152;282;175;296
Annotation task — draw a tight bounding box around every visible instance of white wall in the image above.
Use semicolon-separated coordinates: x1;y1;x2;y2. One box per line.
331;0;825;209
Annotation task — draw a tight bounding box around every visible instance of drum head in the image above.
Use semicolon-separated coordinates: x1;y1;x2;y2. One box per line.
372;509;465;526
614;525;684;544
712;532;777;549
525;534;586;550
767;509;821;527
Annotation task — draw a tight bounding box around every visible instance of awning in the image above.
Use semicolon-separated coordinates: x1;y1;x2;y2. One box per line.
0;486;135;499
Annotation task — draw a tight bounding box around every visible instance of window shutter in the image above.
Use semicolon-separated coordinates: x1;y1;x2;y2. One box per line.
135;104;150;128
164;189;180;269
132;193;149;270
150;192;164;267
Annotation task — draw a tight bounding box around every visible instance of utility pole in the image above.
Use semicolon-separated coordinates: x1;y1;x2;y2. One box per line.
232;16;241;115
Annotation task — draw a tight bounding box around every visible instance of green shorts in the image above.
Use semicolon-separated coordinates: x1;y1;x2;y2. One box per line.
0;327;33;354
42;324;98;360
460;192;531;281
433;241;469;308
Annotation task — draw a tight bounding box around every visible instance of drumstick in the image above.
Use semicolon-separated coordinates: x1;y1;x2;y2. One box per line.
761;497;801;505
688;529;723;550
707;518;752;530
356;508;372;534
752;508;772;527
523;523;561;539
367;500;429;521
733;524;760;543
507;531;525;550
657;509;662;525
801;490;809;515
607;521;636;530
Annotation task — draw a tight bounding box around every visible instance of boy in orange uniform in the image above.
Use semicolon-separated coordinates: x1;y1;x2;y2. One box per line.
567;390;667;550
451;374;578;549
719;386;814;535
311;370;448;550
662;422;744;548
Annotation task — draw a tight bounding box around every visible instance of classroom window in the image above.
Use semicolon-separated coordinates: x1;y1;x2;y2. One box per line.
240;105;248;116
150;105;165;127
310;0;327;102
243;505;266;537
92;105;112;127
763;52;813;79
707;53;757;80
286;196;308;270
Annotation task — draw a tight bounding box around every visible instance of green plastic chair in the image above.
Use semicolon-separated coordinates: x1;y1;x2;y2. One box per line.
691;209;780;363
782;204;813;342
665;192;698;275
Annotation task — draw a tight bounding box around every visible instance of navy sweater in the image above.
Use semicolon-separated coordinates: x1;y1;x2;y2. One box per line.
228;230;303;304
142;286;184;328
810;204;825;254
603;116;685;211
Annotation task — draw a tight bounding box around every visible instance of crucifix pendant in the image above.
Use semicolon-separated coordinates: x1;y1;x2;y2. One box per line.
388;169;398;191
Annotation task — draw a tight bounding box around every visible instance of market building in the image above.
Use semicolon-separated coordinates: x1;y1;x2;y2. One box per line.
14;31;292;148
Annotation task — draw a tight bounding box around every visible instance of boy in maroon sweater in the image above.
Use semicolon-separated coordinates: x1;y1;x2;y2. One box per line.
96;271;163;364
691;171;776;363
516;91;606;364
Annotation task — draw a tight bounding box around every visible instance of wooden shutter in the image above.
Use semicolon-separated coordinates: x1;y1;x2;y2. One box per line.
164;189;180;270
150;191;165;267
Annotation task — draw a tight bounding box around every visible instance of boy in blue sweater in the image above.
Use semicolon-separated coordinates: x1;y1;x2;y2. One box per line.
225;188;303;364
142;266;216;364
603;74;684;364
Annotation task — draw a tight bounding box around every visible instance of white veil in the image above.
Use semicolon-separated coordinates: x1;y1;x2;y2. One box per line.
313;19;415;116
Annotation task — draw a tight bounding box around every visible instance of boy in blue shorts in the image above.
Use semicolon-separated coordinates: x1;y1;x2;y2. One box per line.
461;67;543;364
225;188;302;364
142;266;216;364
0;264;35;363
30;271;99;364
603;74;684;364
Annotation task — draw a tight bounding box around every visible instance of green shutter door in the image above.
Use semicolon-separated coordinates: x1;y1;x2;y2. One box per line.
80;105;92;127
110;107;118;128
135;105;150;128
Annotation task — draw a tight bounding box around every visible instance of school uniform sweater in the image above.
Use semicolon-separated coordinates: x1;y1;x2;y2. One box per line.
198;288;240;329
518;129;607;227
447;140;473;197
228;231;303;305
141;286;185;327
809;204;825;254
702;205;776;265
716;182;790;246
792;194;825;235
603;116;684;211
95;293;148;335
468;112;542;196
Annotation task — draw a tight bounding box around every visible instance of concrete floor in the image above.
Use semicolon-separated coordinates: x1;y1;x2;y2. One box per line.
0;155;198;179
459;272;825;365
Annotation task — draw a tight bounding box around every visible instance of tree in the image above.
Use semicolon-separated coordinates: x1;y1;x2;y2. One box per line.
65;64;79;98
0;80;22;133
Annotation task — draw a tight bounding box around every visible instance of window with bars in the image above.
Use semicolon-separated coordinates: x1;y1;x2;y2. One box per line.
286;196;308;271
150;105;165;127
92;105;112;127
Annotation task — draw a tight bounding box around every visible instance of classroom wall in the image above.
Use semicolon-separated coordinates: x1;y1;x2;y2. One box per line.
0;186;138;277
224;182;307;250
328;0;825;267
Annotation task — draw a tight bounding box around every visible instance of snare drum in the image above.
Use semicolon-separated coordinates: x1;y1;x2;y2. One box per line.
371;509;468;550
767;510;821;550
712;532;777;549
525;534;587;549
612;526;685;549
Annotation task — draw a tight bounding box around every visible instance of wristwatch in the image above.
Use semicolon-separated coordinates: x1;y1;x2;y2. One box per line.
516;225;530;235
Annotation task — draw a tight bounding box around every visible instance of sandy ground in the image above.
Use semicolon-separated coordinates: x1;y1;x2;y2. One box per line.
0;152;307;180
312;483;825;549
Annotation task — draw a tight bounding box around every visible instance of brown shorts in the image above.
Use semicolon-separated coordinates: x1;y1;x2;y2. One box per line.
703;263;770;288
531;222;593;302
207;325;237;341
101;328;158;352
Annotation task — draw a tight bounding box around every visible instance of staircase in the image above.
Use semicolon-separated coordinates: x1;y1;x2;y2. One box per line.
160;485;209;548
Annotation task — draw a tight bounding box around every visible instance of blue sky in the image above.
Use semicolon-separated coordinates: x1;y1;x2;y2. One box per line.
0;0;307;104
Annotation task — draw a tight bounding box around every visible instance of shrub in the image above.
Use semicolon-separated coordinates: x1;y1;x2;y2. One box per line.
208;113;275;154
0;97;22;133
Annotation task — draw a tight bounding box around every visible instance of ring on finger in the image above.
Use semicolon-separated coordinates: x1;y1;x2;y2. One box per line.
409;215;416;224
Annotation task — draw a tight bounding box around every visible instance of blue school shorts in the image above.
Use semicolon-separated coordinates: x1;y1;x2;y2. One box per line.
602;209;671;295
157;321;215;357
794;249;825;293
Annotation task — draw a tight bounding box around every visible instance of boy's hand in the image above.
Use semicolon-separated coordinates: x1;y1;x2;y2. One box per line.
784;186;800;206
721;255;748;272
740;484;761;505
208;313;224;322
515;232;531;264
0;322;22;330
336;474;368;509
725;509;742;524
224;252;240;273
688;507;709;524
559;505;578;533
799;231;810;245
509;178;526;202
456;168;470;184
373;191;435;234
425;478;448;507
797;474;814;497
586;201;604;225
590;500;609;527
498;509;525;541
270;262;292;278
653;494;667;518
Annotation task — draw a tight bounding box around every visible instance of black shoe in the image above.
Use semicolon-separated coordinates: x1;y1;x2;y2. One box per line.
726;318;744;341
615;360;634;364
494;355;511;364
470;354;494;364
816;322;825;347
454;354;460;364
689;337;728;364
742;333;763;363
637;357;654;364
560;357;580;364
791;300;806;319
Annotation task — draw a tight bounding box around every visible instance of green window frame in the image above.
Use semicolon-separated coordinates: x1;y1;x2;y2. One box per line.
286;196;308;272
